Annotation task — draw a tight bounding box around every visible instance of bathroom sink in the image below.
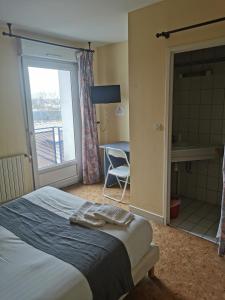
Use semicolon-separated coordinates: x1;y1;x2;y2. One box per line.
171;144;220;162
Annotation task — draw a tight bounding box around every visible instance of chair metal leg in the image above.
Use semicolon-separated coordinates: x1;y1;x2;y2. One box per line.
115;176;122;188
103;175;129;204
120;176;129;202
103;172;110;197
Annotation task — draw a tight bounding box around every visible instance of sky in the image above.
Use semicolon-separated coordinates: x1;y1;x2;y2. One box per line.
28;67;60;98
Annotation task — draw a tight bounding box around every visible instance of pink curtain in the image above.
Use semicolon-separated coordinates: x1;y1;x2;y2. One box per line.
218;147;225;256
77;51;101;184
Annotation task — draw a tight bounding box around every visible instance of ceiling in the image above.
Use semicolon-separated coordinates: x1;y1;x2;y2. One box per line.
0;0;161;44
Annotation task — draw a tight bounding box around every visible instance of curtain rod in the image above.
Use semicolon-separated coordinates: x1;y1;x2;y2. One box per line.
2;23;94;53
156;16;225;39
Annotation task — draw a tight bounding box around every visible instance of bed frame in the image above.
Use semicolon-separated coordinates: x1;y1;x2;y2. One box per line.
132;245;159;283
120;245;159;299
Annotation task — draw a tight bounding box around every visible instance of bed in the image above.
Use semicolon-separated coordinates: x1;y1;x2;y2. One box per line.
0;186;159;300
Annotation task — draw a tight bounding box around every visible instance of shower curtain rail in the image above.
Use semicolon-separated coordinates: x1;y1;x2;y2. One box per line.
2;23;94;53
156;16;225;39
175;56;225;67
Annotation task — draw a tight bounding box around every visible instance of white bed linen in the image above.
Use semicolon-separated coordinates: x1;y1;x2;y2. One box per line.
24;186;153;268
0;226;92;300
0;186;155;300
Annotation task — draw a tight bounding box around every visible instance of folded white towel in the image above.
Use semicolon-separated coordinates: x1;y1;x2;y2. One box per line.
69;202;106;227
89;204;134;226
70;202;134;227
84;203;101;218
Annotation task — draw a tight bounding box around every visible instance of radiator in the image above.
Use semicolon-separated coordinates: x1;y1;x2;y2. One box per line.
0;154;28;203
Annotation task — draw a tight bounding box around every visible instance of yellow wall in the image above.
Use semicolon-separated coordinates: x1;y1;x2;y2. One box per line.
0;33;27;158
129;0;225;216
96;42;129;144
0;25;126;191
0;31;33;192
0;26;89;192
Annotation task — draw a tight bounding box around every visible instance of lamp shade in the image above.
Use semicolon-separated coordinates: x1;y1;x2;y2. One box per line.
90;85;121;104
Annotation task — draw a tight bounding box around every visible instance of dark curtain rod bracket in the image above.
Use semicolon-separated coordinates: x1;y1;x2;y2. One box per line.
2;23;94;53
156;16;225;39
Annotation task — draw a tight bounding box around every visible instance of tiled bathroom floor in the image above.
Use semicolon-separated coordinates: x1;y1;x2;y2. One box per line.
170;198;221;243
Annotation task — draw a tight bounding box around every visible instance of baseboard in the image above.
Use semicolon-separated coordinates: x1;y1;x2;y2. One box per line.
129;205;164;224
43;176;81;189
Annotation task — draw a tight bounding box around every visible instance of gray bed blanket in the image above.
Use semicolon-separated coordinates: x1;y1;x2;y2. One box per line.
0;198;134;300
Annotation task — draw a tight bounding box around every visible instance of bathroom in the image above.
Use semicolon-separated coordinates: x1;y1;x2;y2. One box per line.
170;44;225;242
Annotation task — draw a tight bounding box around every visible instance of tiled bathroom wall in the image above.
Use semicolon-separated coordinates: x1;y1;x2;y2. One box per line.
172;45;225;206
171;159;223;205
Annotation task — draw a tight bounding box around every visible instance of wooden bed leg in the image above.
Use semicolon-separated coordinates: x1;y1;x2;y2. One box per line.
148;267;155;278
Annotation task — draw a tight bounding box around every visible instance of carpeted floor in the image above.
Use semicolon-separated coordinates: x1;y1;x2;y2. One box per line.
64;183;225;300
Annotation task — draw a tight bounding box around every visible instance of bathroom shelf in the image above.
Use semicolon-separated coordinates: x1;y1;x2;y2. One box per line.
171;145;220;163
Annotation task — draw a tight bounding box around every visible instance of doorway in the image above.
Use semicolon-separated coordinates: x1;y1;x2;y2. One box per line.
166;41;225;242
23;57;82;188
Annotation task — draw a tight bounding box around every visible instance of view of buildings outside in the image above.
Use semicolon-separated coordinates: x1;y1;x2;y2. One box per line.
29;67;64;169
32;91;62;129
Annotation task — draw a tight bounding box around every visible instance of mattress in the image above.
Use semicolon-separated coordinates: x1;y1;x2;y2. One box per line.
0;186;155;300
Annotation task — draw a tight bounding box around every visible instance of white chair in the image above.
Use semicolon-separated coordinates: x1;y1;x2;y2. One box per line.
103;147;130;203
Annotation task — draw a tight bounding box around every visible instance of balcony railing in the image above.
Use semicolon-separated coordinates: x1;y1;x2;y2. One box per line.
34;126;64;170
